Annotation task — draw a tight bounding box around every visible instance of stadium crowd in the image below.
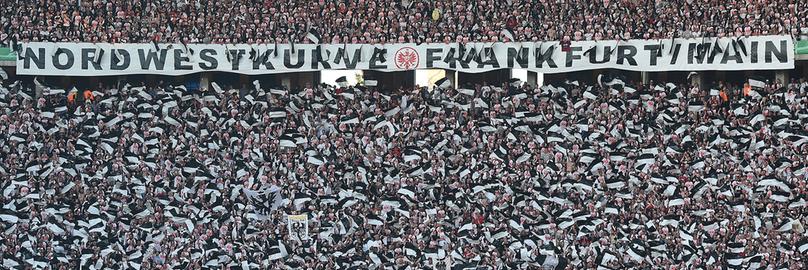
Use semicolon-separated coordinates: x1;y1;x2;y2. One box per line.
0;74;807;269
1;0;808;44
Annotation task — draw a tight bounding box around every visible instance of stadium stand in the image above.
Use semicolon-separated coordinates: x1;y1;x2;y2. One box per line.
1;1;808;270
0;76;807;269
1;0;807;44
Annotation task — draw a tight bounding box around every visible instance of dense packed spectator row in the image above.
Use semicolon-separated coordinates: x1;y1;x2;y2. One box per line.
1;0;808;44
1;74;807;269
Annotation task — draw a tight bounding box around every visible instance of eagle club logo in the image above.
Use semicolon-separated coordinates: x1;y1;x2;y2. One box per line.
394;47;419;69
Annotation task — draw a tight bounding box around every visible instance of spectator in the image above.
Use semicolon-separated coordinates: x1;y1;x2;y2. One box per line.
82;88;94;102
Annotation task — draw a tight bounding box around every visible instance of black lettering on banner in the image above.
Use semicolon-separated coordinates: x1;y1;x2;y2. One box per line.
687;43;698;64
16;39;790;75
534;46;557;68
284;49;305;68
687;43;708;64
139;49;168;70
589;46;611;64
720;49;743;64
426;48;443;68
53;48;74;70
764;40;787;63
252;50;275;70
477;48;500;68
669;43;681;65
707;44;722;64
229;49;246;70
174;49;193;70
444;50;470;69
111;49;130;70
507;47;529;68
460;49;477;65
199;49;218;70
334;48;361;69
565;46;582;67
616;45;637;66
24;48;45;69
81;48;102;70
369;48;387;69
310;49;331;69
643;44;661;66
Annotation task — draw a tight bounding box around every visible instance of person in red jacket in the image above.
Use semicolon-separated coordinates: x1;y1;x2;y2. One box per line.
471;210;485;225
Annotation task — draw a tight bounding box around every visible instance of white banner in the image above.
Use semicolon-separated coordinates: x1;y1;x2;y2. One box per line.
287;214;309;243
16;36;793;76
